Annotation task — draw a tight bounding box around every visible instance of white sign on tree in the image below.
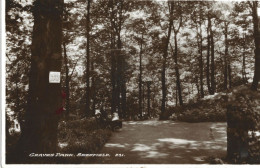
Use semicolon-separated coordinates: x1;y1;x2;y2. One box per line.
49;71;61;83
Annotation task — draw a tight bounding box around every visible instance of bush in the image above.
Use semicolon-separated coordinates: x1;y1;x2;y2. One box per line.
57;117;112;163
226;86;260;164
170;94;227;122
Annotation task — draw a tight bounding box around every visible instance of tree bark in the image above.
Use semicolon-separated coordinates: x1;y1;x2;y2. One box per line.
86;0;91;116
198;22;204;98
91;61;96;116
224;22;229;90
139;33;143;117
175;81;178;107
228;61;232;89
116;34;123;118
174;34;183;105
110;34;116;114
160;1;174;119
15;0;63;162
109;0;126;118
63;42;70;118
242;35;247;83
251;1;260;91
206;15;212;94
210;17;216;94
147;82;151;117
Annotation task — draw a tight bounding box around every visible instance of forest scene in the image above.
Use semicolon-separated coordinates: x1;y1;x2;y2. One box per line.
4;0;260;165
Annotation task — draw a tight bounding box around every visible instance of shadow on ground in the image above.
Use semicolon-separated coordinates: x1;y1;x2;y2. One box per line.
85;119;227;164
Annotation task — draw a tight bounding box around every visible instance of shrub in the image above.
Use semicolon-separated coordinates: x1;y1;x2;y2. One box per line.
57;117;112;163
170;94;227;122
226;86;260;164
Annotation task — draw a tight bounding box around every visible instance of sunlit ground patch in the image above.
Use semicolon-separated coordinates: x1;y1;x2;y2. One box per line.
105;143;127;148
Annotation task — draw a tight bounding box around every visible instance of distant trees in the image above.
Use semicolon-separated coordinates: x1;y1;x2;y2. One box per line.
6;0;32;134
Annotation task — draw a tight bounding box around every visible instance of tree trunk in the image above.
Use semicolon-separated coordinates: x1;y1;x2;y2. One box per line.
242;37;247;83
198;25;204;98
147;82;151;117
139;33;143;117
228;61;232;89
224;22;228;90
174;34;183;105
86;0;91;116
110;34;116;114
206;15;212;94
116;33;123;118
63;42;70;118
251;1;260;91
14;0;63;162
161;2;173;119
121;78;127;118
91;62;96;116
195;76;200;100
210;18;216;94
175;81;178;107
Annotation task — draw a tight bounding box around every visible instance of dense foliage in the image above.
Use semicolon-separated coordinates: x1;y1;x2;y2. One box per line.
170;93;227;122
57;117;111;163
227;86;260;163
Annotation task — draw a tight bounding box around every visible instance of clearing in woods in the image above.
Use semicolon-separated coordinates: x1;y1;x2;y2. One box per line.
86;119;227;164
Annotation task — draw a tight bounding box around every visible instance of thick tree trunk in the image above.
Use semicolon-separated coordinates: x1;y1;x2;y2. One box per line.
251;1;260;91
14;0;63;162
86;0;91;116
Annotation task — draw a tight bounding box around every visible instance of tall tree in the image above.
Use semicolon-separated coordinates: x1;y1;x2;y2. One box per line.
138;33;144;118
108;0;129;118
206;13;212;94
160;0;173;119
209;13;216;93
223;21;230;90
171;1;184;105
250;1;260;90
15;0;63;162
191;2;204;98
86;0;91;116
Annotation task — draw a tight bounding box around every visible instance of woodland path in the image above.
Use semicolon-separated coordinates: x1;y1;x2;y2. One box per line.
87;119;227;164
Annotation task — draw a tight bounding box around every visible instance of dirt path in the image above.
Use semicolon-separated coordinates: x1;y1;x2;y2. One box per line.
87;119;227;164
